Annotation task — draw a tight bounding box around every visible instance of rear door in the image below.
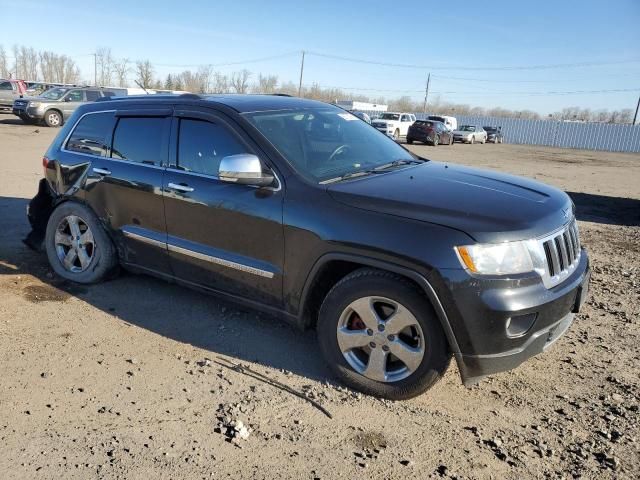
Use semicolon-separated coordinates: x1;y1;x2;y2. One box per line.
75;107;173;274
162;107;284;307
0;80;14;106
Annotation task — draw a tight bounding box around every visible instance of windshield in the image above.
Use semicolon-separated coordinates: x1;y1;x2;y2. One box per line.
459;125;476;131
245;107;419;183
379;113;400;120
39;87;68;100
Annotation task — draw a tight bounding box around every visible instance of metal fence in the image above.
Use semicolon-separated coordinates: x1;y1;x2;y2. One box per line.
364;111;640;153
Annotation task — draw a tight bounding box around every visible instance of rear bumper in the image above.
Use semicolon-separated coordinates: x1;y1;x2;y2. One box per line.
434;249;590;385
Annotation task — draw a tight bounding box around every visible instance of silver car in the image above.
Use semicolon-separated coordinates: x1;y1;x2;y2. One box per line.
12;87;121;127
452;125;487;144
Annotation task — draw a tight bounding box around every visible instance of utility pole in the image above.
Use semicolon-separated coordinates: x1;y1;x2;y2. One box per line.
92;53;97;86
633;93;640;125
422;72;431;115
298;50;305;97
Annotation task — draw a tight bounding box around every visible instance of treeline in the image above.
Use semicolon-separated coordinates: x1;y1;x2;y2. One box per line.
0;44;634;124
0;45;80;84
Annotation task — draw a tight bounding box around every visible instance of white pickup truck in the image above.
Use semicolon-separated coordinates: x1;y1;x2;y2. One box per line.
371;112;415;140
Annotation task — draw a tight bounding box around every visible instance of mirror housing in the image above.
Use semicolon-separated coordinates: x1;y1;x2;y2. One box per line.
219;154;274;187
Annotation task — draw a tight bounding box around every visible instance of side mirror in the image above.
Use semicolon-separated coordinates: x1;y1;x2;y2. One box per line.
219;154;275;187
64;97;72;102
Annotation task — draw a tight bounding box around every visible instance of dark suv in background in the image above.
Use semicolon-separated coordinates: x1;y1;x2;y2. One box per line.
26;94;590;400
407;120;453;146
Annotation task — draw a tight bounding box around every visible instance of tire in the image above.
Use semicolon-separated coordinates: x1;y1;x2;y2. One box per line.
448;135;453;146
470;136;475;144
432;135;439;147
406;138;413;144
481;136;486;144
45;202;118;284
44;109;62;127
317;268;450;400
392;129;399;141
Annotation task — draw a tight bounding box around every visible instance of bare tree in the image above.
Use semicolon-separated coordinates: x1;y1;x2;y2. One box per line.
14;45;39;80
252;74;278;94
113;57;130;87
0;45;8;77
211;72;229;93
95;47;114;86
230;69;251;93
135;60;154;89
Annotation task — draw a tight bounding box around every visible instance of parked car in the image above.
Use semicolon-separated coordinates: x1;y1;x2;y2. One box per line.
483;126;504;143
350;111;371;124
453;125;487;144
371;112;415;140
426;114;457;132
0;78;28;112
406;120;453;146
25;94;590;400
12;86;118;127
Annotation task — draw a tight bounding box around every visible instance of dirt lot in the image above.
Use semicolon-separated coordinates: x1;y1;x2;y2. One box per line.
0;118;638;480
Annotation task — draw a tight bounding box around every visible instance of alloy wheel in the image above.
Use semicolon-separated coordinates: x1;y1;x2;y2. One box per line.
336;296;425;383
54;215;96;273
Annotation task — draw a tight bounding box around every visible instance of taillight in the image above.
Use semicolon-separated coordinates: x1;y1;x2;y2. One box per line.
42;156;50;173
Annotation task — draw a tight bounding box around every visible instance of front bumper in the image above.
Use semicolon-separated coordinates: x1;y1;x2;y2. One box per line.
453;136;472;143
12;105;44;119
434;248;590;385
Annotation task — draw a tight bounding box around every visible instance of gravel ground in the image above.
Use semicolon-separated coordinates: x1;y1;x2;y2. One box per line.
0;118;638;479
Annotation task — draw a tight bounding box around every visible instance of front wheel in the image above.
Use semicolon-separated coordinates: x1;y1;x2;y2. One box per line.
432;135;439;146
392;129;400;141
44;109;62;127
45;202;118;284
406;138;413;144
317;268;450;400
470;136;475;144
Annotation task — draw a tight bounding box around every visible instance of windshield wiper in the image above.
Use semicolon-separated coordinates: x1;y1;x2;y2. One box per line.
320;170;379;184
373;158;423;171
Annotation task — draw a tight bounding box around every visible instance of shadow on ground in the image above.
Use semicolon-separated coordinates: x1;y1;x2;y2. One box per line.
568;191;640;227
0;195;328;383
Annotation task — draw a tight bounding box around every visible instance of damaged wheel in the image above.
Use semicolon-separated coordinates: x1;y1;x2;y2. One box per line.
45;202;117;283
317;268;450;400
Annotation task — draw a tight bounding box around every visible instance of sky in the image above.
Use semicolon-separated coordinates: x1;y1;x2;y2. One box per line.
1;0;639;115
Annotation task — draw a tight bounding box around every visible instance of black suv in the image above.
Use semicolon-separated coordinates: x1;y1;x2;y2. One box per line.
26;95;590;400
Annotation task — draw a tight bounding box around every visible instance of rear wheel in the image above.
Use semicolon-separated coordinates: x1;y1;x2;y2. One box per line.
406;138;413;144
392;129;400;141
44;109;62;127
317;268;450;400
45;202;118;284
432;135;439;146
448;135;453;145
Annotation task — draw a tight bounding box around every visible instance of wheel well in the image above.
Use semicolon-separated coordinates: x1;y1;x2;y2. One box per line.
302;260;429;330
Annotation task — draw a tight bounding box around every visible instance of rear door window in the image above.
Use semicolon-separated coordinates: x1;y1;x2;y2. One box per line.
177;118;248;177
66;112;116;157
85;90;101;101
111;117;170;166
0;81;12;91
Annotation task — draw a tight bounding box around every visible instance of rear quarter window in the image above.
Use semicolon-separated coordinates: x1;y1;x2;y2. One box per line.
65;112;117;157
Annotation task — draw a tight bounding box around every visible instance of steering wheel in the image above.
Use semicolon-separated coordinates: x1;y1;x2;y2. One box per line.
328;144;351;162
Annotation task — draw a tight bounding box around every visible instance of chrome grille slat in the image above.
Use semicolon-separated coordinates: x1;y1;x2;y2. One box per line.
539;219;581;289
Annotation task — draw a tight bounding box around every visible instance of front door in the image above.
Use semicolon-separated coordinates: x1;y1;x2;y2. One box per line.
162;108;284;307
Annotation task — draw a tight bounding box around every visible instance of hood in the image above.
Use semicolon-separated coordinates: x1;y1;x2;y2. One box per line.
373;119;397;125
14;95;43;103
327;161;573;243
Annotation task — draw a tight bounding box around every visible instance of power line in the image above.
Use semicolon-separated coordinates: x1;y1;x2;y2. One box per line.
153;51;299;68
305;51;640;71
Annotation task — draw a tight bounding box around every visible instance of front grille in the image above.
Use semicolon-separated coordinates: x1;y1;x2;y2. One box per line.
539;220;581;288
14;100;26;107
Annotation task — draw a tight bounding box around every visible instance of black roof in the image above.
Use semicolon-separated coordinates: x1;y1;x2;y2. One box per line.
94;93;330;113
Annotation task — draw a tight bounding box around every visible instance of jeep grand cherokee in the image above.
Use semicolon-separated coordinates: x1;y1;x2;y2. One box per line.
25;94;590;400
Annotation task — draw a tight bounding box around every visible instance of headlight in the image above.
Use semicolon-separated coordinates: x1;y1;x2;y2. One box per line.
455;241;536;275
28;101;41;108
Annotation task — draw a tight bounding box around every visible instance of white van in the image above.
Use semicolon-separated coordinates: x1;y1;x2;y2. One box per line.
427;115;457;132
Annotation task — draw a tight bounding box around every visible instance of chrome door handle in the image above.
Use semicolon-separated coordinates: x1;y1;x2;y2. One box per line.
93;167;111;175
168;182;194;193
